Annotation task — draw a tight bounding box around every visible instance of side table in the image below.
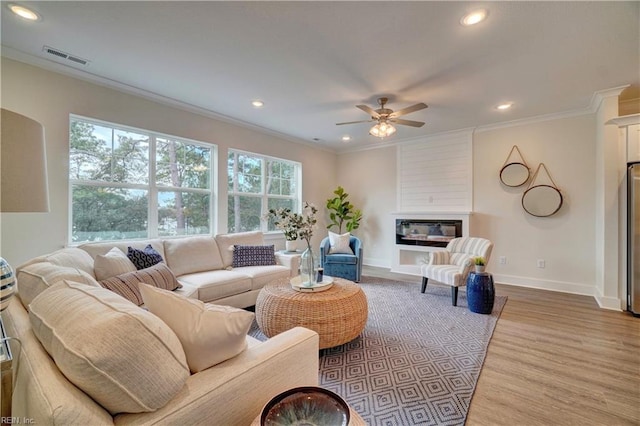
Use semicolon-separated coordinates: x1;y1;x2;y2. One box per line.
1;316;13;423
275;250;302;276
466;272;495;314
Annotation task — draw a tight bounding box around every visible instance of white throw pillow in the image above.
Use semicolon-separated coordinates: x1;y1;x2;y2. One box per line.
29;280;190;415
139;284;255;373
94;247;137;281
328;231;354;254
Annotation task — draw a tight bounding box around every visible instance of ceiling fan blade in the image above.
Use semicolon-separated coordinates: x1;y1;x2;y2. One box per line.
356;104;381;118
336;120;374;126
391;118;425;128
389;102;428;118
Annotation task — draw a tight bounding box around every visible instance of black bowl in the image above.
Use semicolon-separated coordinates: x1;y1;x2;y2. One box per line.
260;386;350;426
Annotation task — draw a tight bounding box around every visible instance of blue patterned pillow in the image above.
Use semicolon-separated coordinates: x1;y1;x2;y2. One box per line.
232;245;276;268
127;245;164;270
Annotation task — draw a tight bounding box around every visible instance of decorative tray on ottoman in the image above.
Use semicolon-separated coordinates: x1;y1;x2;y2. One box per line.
290;275;334;292
260;386;349;426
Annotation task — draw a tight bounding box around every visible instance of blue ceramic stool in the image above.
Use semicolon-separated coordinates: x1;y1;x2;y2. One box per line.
467;272;495;314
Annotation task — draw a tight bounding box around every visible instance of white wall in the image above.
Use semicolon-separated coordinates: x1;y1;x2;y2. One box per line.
336;145;397;268
0;59;337;266
339;113;601;296
473;114;597;295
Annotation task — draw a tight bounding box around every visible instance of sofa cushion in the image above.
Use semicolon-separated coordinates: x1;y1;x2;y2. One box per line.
232;245;276;268
79;239;165;260
99;263;182;306
215;231;264;268
94;247;137;281
139;284;254;373
328;231;354;254
29;280;190;415
41;248;96;276
178;270;252;302
163;236;224;276
16;262;100;310
232;265;290;291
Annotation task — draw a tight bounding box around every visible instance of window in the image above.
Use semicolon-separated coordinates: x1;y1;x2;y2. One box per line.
69;116;215;243
227;149;301;233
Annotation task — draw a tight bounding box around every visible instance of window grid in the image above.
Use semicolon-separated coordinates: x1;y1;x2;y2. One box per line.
69;115;216;244
227;149;301;234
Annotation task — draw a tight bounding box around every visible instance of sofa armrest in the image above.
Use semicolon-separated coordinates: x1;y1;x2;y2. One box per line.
115;327;319;426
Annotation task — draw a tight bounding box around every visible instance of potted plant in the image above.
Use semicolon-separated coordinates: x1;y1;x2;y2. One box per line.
326;186;362;233
266;207;300;251
474;256;486;273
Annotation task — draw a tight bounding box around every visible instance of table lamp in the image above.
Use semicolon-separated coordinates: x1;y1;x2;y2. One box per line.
1;108;50;310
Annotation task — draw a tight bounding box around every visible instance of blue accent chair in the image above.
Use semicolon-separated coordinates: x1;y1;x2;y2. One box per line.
320;236;363;282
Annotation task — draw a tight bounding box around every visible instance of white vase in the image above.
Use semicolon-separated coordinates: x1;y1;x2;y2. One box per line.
285;240;297;252
475;265;486;273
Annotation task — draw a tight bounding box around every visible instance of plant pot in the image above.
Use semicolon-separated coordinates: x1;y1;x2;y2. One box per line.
474;265;486;273
285;240;297;252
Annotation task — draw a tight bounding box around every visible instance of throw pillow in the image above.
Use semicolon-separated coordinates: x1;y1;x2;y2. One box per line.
328;231;354;254
139;284;255;373
29;280;189;414
99;263;182;306
232;245;276;268
127;244;164;270
94;247;137;281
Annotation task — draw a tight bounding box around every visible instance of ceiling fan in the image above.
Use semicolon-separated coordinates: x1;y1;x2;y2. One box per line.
336;97;428;138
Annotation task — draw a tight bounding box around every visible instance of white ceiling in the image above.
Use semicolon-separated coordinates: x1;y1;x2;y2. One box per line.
2;1;639;152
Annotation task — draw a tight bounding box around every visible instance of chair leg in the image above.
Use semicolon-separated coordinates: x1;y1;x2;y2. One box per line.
421;277;428;293
451;287;458;306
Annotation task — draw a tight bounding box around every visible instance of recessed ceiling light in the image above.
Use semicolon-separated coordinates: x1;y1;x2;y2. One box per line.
251;100;264;108
341;135;351;142
460;9;488;26
8;3;40;21
496;103;513;111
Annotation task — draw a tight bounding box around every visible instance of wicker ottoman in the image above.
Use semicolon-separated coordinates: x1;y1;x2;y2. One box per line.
255;277;368;349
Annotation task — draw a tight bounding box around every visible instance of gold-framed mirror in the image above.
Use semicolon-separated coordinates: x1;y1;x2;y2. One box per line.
499;146;530;187
521;163;563;217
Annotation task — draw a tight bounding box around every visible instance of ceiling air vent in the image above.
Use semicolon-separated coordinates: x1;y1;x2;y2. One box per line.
42;45;90;66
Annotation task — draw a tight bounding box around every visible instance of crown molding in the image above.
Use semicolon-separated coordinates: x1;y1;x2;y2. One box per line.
1;47;338;153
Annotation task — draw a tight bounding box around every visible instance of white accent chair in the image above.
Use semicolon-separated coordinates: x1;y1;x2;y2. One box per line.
420;237;493;306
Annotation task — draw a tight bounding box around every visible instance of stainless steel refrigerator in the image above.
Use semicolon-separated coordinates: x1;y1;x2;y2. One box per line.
627;162;640;316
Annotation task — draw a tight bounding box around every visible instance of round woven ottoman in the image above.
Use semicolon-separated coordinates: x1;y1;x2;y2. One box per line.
255;277;368;349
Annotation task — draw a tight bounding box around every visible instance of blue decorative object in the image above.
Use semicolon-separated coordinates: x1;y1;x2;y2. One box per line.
261;386;349;426
0;257;16;311
467;272;495;314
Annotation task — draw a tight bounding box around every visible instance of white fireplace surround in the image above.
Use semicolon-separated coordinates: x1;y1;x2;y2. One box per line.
391;212;472;275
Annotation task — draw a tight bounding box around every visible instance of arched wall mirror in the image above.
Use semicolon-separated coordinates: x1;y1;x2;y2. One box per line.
499;146;530;187
521;163;563;217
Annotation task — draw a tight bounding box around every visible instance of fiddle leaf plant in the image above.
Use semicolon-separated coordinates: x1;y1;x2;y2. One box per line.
326;186;362;233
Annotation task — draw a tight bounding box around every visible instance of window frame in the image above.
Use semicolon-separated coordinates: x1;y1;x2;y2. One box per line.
68;114;217;244
227;148;302;235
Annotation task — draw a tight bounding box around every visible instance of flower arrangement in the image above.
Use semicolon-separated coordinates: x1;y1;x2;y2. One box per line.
474;256;486;266
267;202;318;247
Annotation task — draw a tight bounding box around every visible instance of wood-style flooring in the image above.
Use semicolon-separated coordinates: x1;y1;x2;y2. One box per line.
362;266;640;425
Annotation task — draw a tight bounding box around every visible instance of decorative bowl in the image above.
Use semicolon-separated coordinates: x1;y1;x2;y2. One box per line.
260;386;350;426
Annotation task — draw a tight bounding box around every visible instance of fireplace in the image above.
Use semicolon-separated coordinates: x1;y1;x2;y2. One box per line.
396;219;462;248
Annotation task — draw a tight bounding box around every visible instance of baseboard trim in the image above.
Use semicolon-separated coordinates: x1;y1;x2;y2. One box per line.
492;273;594;296
594;288;624;311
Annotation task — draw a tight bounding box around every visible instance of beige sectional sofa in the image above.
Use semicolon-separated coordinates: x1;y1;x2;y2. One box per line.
4;231;318;425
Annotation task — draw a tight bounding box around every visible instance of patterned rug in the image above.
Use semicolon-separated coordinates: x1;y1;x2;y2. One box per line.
249;276;506;425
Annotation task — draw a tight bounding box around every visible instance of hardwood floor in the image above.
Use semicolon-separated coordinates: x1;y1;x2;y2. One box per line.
362;266;640;425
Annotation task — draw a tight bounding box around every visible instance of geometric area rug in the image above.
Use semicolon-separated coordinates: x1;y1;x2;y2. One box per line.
249;275;507;425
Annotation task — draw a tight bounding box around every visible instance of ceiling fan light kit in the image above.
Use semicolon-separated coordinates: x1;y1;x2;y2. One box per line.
369;121;396;138
337;97;428;140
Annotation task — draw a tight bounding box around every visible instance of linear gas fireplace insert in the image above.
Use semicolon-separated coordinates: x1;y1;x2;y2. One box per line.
395;219;463;248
